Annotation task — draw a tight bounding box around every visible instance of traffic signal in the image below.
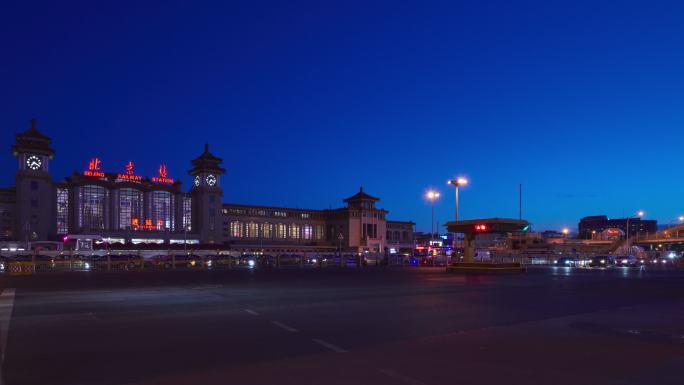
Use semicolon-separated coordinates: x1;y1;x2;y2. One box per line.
474;224;488;232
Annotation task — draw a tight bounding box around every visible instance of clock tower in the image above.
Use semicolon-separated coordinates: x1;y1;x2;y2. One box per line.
11;118;56;241
189;143;225;244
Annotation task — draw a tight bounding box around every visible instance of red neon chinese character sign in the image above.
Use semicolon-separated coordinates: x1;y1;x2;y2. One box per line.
116;161;142;182
151;164;174;184
88;158;101;171
84;157;105;177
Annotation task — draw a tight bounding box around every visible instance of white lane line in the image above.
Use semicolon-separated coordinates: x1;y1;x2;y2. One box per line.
271;320;298;332
312;338;347;353
379;369;426;385
0;288;16;384
244;309;260;316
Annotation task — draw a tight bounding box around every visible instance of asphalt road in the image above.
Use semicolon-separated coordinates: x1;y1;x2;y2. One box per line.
1;266;683;385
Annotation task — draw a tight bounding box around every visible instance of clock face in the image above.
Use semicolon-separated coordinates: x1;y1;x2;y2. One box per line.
194;175;200;187
206;174;217;186
26;155;42;170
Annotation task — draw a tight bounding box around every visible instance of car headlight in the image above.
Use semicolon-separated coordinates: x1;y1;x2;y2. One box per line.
311;258;317;264
248;260;255;267
600;259;605;264
622;259;628;264
84;262;91;269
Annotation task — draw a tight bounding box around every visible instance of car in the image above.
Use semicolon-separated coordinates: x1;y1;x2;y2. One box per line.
615;255;638;267
554;256;576;266
588;256;613;267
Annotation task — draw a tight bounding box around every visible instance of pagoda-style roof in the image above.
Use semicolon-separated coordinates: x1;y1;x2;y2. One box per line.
189;143;225;174
11;118;55;157
343;187;380;203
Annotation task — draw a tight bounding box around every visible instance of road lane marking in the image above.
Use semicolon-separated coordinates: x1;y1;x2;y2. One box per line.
0;288;16;384
271;320;298;332
312;338;347;353
244;309;260;316
379;369;426;385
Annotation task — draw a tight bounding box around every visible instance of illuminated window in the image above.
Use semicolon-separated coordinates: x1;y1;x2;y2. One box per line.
301;213;310;219
262;222;272;238
148;190;175;230
315;225;325;240
289;223;300;239
276;223;287;238
118;188;143;230
182;195;192;231
78;185;107;230
56;188;69;234
230;221;243;237
274;211;287;217
302;224;313;240
246;222;259;238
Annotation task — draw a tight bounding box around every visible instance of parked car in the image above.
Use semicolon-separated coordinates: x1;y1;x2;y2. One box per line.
615;255;638;267
588;255;613;267
555;256;576;266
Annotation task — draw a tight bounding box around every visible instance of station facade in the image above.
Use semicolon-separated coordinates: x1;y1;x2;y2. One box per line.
1;120;414;254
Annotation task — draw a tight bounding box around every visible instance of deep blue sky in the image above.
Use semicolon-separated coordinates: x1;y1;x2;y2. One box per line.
2;0;683;232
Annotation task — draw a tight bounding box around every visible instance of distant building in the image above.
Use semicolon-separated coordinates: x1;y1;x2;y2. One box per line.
578;215;657;239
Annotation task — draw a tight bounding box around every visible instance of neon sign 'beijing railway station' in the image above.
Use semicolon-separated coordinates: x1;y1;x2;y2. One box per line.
0;119;415;254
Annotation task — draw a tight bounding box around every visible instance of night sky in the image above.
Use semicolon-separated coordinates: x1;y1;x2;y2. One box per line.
2;0;683;232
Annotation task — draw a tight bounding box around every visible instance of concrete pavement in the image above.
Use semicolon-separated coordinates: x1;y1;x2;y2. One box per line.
1;267;683;385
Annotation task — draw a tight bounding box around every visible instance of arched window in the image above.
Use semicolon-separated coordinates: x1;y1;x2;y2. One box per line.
262;222;272;238
149;190;175;230
246;222;259;238
79;185;107;230
230;221;243;237
302;224;313;240
276;223;287;239
118;188;143;230
289;223;300;239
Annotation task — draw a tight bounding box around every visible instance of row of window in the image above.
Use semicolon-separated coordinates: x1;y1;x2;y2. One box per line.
227;221;325;240
223;208;317;219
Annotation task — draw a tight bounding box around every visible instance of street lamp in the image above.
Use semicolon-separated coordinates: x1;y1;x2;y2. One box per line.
562;228;569;237
447;177;468;222
426;190;440;248
625;210;644;244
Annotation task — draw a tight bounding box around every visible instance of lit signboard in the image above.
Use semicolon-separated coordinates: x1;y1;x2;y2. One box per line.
83;158;105;177
82;159;175;184
151;164;174;184
131;218;165;231
116;161;142;182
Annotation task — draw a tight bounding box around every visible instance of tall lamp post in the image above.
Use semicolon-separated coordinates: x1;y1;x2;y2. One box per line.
624;210;644;253
447;177;468;264
426;190;440;255
447;177;468;222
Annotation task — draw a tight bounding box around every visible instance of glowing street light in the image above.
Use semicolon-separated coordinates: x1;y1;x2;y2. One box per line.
679;216;684;222
625;210;645;242
426;190;440;245
447;177;468;222
562;228;569;237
